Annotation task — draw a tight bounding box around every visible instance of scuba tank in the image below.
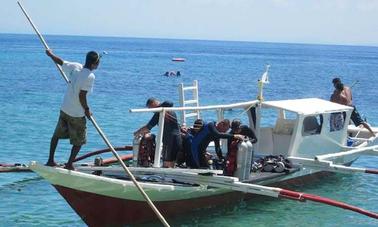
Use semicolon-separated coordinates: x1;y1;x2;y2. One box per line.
132;136;142;167
234;140;253;181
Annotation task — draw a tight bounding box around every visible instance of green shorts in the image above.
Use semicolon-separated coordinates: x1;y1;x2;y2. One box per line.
53;111;87;146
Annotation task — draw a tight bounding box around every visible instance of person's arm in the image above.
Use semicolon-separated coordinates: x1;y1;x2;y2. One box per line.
208;122;233;139
344;86;353;105
79;90;91;118
214;139;224;160
134;113;159;136
241;125;258;143
46;49;63;66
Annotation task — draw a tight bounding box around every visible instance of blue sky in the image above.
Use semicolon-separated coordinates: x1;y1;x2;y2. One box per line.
1;0;378;46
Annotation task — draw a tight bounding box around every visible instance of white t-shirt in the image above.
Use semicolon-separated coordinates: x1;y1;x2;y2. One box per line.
60;61;95;117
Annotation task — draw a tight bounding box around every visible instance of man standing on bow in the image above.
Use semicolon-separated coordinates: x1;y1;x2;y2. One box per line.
45;49;100;170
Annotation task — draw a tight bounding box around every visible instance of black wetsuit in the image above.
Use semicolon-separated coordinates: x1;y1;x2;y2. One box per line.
146;101;182;162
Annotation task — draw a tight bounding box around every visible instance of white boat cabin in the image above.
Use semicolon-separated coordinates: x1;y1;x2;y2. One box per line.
256;98;353;158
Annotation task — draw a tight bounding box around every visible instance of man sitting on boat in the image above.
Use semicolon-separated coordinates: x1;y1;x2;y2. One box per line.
330;78;375;136
134;98;182;168
184;119;244;168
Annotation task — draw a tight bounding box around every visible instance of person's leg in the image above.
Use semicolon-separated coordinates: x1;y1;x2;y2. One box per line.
46;136;59;166
361;122;376;137
65;145;81;170
46;112;69;166
66;115;87;170
351;107;375;136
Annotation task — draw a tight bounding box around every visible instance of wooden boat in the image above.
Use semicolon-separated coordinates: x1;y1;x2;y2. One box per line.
29;81;378;225
16;4;377;226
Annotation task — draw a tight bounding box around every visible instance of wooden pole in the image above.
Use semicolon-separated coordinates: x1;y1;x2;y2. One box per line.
17;1;70;84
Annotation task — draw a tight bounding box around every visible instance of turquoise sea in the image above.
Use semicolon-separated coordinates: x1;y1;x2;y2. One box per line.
0;33;377;226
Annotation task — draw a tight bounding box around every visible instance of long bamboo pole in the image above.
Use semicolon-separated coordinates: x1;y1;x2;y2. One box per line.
17;2;169;226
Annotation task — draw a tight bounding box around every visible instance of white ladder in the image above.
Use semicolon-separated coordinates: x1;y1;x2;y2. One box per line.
178;80;200;126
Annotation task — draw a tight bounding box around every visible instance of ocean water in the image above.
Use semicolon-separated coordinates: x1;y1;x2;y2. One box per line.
0;33;377;226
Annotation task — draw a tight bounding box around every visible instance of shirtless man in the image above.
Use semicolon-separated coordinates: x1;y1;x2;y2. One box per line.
330;78;375;136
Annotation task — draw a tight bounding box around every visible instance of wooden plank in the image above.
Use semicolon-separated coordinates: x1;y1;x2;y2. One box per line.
76;166;223;175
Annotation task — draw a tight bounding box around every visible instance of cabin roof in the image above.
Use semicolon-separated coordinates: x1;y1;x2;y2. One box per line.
262;98;353;115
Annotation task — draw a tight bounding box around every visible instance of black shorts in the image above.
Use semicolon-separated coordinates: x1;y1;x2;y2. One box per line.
162;133;182;162
350;106;364;126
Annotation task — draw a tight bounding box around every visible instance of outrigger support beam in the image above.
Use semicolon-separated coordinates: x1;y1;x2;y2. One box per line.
288;156;378;175
163;171;378;219
315;145;378;160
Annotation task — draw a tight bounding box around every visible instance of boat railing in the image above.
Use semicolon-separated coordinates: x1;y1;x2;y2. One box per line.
130;100;259;167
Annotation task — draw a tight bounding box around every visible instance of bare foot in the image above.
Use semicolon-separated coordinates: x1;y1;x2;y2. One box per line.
64;164;75;171
45;161;58;167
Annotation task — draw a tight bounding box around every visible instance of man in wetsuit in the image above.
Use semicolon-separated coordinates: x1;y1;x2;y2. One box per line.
330;78;375;136
187;119;244;168
134;98;182;168
230;119;258;143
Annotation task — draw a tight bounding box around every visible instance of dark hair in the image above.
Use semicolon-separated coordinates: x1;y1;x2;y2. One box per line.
231;119;241;131
193;119;204;130
85;51;100;66
335;82;344;91
332;77;341;84
146;97;158;107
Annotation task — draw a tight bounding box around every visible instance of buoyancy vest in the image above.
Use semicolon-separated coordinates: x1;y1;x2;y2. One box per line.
189;123;211;168
138;135;156;167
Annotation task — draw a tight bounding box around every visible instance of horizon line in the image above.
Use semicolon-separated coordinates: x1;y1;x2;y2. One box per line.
1;32;378;49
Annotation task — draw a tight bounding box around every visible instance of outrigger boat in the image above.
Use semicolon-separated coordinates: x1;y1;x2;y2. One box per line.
29;75;378;226
13;3;378;225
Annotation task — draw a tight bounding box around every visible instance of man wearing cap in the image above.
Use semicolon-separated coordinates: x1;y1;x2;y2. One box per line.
134;98;182;168
330;77;375;136
45;49;100;170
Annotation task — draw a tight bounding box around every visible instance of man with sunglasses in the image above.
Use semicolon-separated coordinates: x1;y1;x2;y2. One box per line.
45;49;100;170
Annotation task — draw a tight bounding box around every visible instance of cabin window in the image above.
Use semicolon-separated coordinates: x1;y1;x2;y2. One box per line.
302;115;323;136
330;112;346;132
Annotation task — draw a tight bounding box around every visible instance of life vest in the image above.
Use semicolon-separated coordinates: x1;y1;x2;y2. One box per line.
224;139;239;176
187;123;210;168
138;135;156;167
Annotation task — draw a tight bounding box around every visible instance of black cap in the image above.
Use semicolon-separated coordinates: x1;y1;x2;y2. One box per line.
193;119;204;130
